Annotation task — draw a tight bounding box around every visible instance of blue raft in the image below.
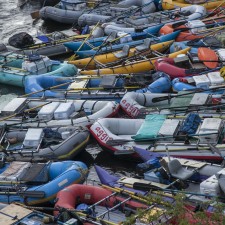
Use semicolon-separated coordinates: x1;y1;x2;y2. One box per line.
0;160;88;205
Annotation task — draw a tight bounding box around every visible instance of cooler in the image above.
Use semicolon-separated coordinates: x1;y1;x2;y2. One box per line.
54;102;75;120
158;119;180;137
193;75;210;89
117;32;132;44
200;174;221;197
22;56;52;75
38;102;60;120
189;93;209;106
1;97;27;116
207;72;224;85
217;49;225;61
187;20;206;34
23;128;44;148
198;118;223;144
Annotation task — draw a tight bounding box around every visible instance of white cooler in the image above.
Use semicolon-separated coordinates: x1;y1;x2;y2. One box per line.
187;20;206;34
38;102;60;121
23;128;44;148
198;118;223;144
158;119;180;137
208;72;224;85
200;168;225;197
217;49;225;61
193;75;210;89
200;175;220;197
54;102;75;120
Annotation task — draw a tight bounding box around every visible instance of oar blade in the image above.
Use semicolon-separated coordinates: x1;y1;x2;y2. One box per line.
198;47;219;69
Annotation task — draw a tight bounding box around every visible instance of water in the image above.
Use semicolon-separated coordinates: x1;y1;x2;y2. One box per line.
0;0;136;182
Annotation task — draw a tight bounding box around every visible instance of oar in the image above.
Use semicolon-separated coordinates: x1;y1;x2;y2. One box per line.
80;32;116;71
20;80;74;98
106;131;220;146
68;22;100;62
152;84;225;103
67;85;140;91
132;182;225;199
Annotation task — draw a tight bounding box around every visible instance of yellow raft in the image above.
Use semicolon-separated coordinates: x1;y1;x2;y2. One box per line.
162;0;225;10
69;41;174;70
79;47;191;75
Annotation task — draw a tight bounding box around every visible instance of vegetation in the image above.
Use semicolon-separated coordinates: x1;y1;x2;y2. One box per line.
124;193;225;225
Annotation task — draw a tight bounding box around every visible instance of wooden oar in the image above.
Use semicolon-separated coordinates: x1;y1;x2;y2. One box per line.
20;80;74;98
67;86;140;91
68;22;100;61
80;32;116;71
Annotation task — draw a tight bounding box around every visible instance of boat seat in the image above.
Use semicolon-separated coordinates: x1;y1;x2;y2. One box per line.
20;163;48;183
106;31;117;43
99;75;117;88
168;159;196;181
135;38;152;52
114;45;130;59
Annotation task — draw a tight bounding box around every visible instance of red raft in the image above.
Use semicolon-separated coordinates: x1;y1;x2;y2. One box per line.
54;184;170;224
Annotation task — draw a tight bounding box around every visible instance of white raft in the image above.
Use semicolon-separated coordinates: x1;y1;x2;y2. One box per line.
0;98;119;128
90;116;225;160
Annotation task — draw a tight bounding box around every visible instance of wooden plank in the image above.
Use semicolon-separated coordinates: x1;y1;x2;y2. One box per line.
163;157;206;169
118;177;169;189
0;204;32;225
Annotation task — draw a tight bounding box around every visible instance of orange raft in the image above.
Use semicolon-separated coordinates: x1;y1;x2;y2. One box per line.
159;15;225;42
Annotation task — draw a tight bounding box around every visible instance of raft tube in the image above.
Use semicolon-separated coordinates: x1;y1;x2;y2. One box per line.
39;6;82;24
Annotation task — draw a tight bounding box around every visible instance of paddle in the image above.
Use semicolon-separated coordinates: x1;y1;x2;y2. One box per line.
68;22;100;61
80;32;116;71
198;47;219;69
106;131;219;146
132;182;225;199
151;83;225;103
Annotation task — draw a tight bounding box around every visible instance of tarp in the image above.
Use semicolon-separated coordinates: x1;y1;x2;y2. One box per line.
132;114;166;140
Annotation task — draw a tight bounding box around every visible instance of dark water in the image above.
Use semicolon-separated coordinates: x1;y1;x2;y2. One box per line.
0;0;136;182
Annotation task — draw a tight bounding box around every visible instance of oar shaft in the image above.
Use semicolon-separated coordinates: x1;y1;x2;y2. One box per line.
21;80;72;97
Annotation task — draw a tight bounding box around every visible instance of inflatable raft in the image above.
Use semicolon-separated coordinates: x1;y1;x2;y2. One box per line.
69;40;174;69
0;96;119;128
90;115;225;161
162;0;225;10
120;90;225;118
79;47;190;75
0;160;88;205
54;184;166;224
74;31;179;59
0;53;77;87
0;125;89;161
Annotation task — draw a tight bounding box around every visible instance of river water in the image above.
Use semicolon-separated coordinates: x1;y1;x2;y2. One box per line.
0;0;136;182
